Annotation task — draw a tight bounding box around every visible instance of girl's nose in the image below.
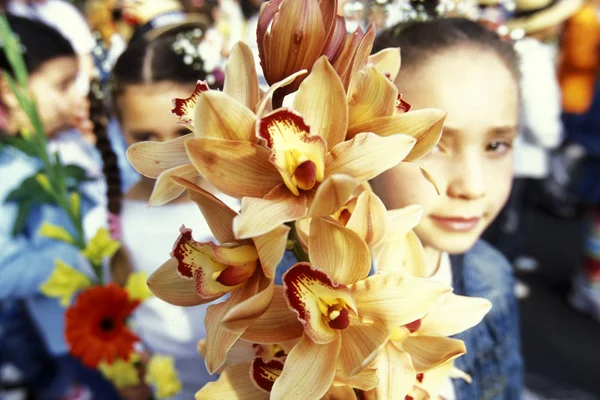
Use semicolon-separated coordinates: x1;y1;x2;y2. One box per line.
446;153;486;201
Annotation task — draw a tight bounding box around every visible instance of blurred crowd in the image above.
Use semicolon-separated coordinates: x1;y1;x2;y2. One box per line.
0;0;600;399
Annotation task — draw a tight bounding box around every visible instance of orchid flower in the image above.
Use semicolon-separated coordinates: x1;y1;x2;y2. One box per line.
146;178;289;373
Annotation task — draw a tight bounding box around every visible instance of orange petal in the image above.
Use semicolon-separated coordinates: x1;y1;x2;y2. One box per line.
241;286;304;344
364;344;415;400
186;137;281;199
346;24;376;91
148;163;197;206
126;134;190;178
338;319;389;377
334;367;379;391
308;218;371;285
324;385;357;400
256;0;283;77
146;258;206;306
222;277;275;332
385;205;423;240
368;48;401;82
172;177;237;244
252;224;291;279
258;109;326;194
346;190;388;248
351;273;450;328
326;132;416;182
195;362;268;400
271;334;341;400
294;56;348;149
172;227;258;299
400;336;466;373
198;339;257;374
322;15;346;62
233;185;307;239
250;357;285;393
334;24;376;90
224;42;259;111
307;174;359;218
417;294;492;337
283;263;357;344
255;70;307;117
194;91;256;142
171;81;210;129
374;230;428;277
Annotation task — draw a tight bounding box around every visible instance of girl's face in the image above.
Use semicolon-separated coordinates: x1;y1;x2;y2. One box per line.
29;56;80;136
371;47;519;255
119;82;191;147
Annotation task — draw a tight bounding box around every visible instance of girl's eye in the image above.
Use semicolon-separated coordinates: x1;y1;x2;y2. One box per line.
486;140;512;154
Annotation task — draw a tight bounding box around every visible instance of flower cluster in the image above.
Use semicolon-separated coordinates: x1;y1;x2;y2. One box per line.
126;0;491;398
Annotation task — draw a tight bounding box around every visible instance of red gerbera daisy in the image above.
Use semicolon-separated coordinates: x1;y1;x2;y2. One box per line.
65;283;140;368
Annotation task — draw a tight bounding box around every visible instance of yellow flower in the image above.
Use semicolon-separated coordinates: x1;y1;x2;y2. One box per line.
98;354;141;389
38;222;75;245
40;260;92;307
125;271;153;302
145;355;182;399
82;228;120;266
35;173;53;194
71;192;81;217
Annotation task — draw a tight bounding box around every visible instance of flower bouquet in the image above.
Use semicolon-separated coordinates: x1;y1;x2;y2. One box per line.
125;0;493;398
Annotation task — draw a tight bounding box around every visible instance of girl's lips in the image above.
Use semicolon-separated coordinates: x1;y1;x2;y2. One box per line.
429;216;481;232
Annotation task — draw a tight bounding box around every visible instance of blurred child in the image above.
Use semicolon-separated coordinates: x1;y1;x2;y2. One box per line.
108;19;232;399
372;18;523;399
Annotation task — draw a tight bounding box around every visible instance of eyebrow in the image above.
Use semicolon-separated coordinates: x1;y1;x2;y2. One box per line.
442;125;518;136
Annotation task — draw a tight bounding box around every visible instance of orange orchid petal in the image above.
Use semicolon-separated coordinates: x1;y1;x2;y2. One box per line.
294;56;348;149
374;230;428;277
420;165;442;195
223;279;275;332
256;0;283;77
233;185;307;239
368;48;401;82
195;362;268;400
146;258;206;306
186;137;281;199
252;224;291;279
333;24;376;90
346;23;376;92
198;339;257;374
172;227;258;299
283;263;357;344
351;273;450;328
126;134;190;179
148;163;197;206
417;294;492;337
194;91;256;142
241;286;304;344
338;319;389;377
271;334;341;400
258;109;326;195
324;385;357;400
306;174;360;218
171;81;210;129
322;15;346;62
345;190;388;248
308;218;371;285
223;42;259;111
250;357;285;393
172;176;237;244
386;205;423;240
364;344;416;400
325;132;416;182
319;0;339;56
255;70;307;117
335;367;379;391
401;336;466;373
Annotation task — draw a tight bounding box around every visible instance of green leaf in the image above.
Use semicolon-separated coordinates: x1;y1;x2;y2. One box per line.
11;199;33;237
0;135;37;157
0;15;29;87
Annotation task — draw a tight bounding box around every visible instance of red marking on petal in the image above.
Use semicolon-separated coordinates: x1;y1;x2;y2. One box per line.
405;396;415;400
257;109;312;150
216;265;254;287
172;227;196;278
327;307;349;330
251;357;284;393
416;373;424;383
396;94;412;113
293;160;317;191
171;80;211;124
404;319;422;333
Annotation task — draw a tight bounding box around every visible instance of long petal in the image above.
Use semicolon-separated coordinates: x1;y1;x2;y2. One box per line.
242;285;304;343
364;344;415;400
224;42;259;111
198;339;257;374
252;224;291;279
308;218;371;285
271;334;341;400
172;177;237;244
186;137;281;199
417;294;492;337
148;163;197;206
368;48;401;82
400;336;466;373
195;362;268;400
345;190;388;249
375;230;428;277
324;385;357;400
307;174;360;218
257;0;284;78
126;134;190;178
325;132;416;182
322;15;346;62
294;56;348;149
255;70;307;117
146;258;206;306
346;24;376;92
385;205;423;240
194;91;256;142
223;277;275;332
338;320;389;377
334;368;379;391
351;273;451;328
233;185;307;239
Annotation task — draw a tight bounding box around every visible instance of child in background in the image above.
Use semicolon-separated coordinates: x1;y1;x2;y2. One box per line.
108;19;233;399
371;18;523;399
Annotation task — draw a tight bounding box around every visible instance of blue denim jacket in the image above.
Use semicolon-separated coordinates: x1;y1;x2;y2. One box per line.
451;240;524;400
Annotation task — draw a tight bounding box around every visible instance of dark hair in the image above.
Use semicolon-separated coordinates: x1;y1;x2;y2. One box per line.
0;14;75;76
373;18;520;82
240;0;263;20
